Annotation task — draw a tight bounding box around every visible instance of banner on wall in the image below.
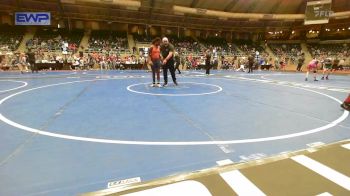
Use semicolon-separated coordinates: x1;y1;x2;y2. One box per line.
15;12;51;25
304;0;332;25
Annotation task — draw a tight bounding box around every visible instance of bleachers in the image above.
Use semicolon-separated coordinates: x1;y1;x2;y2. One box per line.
0;24;25;52
26;28;83;52
235;40;266;56
132;33;153;43
198;36;231;55
307;43;349;58
87;30;128;53
269;43;302;58
198;36;227;47
168;35;201;54
0;25;349;71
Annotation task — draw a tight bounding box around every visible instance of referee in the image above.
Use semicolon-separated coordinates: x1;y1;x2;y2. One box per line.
160;37;177;86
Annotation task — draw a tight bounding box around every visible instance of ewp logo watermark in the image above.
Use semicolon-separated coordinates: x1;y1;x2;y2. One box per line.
15;12;51;25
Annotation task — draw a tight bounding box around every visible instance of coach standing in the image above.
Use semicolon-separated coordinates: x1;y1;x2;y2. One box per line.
160;37;177;86
296;53;305;71
27;48;38;73
247;54;254;73
205;49;212;75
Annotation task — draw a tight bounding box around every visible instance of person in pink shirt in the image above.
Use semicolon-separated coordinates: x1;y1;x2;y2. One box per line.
305;60;319;81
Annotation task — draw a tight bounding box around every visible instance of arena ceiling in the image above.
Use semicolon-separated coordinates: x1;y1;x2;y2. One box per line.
0;0;349;30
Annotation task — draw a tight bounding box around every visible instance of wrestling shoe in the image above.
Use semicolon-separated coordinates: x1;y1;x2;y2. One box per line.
341;103;350;111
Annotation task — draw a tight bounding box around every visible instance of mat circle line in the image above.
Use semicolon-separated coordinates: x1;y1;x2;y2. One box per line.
0;76;348;145
0;80;28;93
126;82;223;96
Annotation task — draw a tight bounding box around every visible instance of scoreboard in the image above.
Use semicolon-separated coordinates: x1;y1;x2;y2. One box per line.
304;0;332;25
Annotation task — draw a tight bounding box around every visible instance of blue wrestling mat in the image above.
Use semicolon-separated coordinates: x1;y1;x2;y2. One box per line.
0;70;349;195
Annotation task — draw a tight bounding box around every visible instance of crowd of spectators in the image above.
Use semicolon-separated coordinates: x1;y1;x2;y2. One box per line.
1;27;349;72
65;52;151;70
269;43;302;58
169;35;201;54
198;37;240;56
0;51;147;71
236;40;266;56
307;43;349;70
87;30;128;53
268;43;303;65
133;33;153;43
308;43;349;58
26;28;83;53
0;24;24;52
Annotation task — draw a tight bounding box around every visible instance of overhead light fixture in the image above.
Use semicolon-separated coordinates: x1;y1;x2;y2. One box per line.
174;12;185;16
173;5;304;20
61;0;76;4
334;16;350;20
81;0;141;8
126;6;139;11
